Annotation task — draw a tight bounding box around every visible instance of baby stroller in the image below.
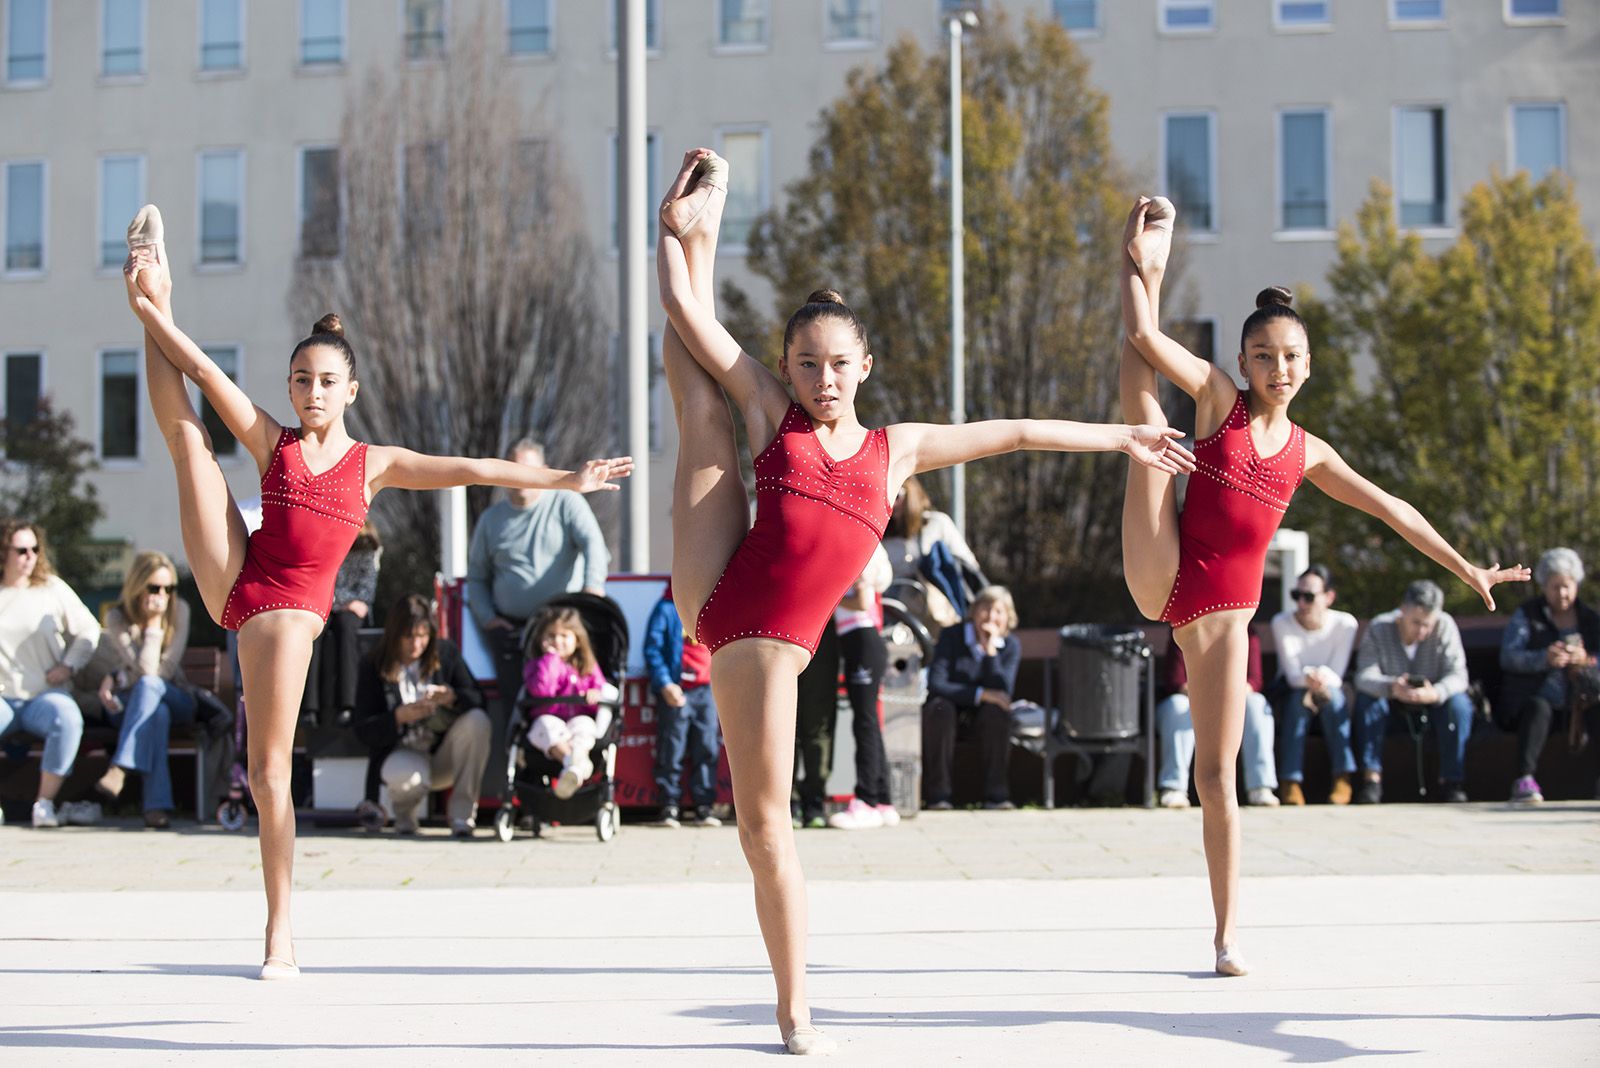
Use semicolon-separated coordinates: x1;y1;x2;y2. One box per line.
492;592;628;843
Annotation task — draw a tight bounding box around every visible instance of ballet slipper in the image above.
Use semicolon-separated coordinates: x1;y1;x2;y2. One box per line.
1128;195;1175;274
1143;195;1176;234
663;154;729;239
781;1025;837;1056
1214;945;1249;977
126;204;166;291
259;955;300;981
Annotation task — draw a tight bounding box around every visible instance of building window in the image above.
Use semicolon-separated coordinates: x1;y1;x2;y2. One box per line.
4;352;43;445
99;349;139;460
199;346;239;456
5;0;47;84
1160;0;1214;32
610;131;659;252
404;0;445;60
4;160;45;273
1391;0;1443;21
826;0;878;45
1275;1;1329;27
1053;0;1099;32
719;0;766;48
1280;109;1330;230
507;0;551;55
717;128;768;250
1163;112;1214;233
1511;103;1565;178
610;0;659;52
99;155;144;269
199;0;243;71
1506;0;1561;19
198;150;243;265
301;0;344;65
298;146;341;258
101;0;144;77
1395;106;1446;227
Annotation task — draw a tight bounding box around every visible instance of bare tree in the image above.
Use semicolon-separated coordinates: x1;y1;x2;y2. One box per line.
291;20;613;613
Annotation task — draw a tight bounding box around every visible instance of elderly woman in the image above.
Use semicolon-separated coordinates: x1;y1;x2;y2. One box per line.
921;585;1022;810
1499;548;1600;804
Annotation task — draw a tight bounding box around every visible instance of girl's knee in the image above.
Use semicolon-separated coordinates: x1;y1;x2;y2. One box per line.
1193;763;1234;800
736;812;793;870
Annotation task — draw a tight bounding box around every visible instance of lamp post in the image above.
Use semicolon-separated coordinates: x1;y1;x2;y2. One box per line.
947;9;977;537
618;0;649;571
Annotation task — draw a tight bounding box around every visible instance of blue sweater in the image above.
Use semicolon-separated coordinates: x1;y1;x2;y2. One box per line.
643;597;686;694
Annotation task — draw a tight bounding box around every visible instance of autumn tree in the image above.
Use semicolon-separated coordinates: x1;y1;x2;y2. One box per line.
1290;173;1600;615
0;399;104;590
725;12;1191;621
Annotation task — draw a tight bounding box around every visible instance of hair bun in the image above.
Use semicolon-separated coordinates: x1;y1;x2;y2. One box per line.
1255;286;1294;310
805;288;847;307
312;312;344;337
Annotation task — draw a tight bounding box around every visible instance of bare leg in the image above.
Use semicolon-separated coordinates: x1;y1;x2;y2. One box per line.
711;639;818;1039
1118;253;1181;619
1173;611;1251;966
237;610;322;968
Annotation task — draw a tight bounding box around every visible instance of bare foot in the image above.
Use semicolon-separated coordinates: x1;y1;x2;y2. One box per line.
660;148;728;245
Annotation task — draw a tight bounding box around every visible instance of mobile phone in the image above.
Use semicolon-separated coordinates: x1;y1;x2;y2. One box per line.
1404;674;1426;688
1564;635;1584;649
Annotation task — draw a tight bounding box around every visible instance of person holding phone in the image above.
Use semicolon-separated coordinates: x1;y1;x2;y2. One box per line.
1270;565;1360;804
1353;581;1473;803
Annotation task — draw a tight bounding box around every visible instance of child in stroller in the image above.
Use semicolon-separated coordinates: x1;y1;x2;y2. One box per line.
522;605;618;798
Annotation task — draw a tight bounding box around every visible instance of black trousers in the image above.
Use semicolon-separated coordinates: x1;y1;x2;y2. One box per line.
303;609;362;714
1515;695;1600;778
922;694;1011;805
839;626;890;807
793;621;840;818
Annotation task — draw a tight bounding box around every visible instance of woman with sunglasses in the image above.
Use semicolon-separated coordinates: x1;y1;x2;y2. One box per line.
1118;196;1528;976
82;551;193;829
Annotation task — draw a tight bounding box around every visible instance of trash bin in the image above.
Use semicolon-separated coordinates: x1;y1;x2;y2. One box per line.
1056;624;1150;740
879;644;926;819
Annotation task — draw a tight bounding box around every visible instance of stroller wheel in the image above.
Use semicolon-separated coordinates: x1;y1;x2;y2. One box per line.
596;801;619;842
493;806;516;843
217;799;247;832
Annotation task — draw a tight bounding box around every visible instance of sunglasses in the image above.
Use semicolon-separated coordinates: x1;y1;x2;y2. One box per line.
147;583;177;595
12;545;39;557
1290;590;1320;603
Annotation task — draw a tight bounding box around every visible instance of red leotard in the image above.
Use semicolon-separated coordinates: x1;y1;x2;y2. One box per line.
1160;392;1305;629
220;427;371;631
696;404;892;655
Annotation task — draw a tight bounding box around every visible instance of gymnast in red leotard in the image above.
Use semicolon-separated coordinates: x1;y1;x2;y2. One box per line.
121;206;631;980
657;149;1193;1055
1116;195;1529;978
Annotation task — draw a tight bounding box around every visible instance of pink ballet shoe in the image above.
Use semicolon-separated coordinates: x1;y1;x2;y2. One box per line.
1143;195;1176;234
259;955;300;981
663;154;728;239
1214;945;1249;977
126;204;166;290
782;1024;837;1056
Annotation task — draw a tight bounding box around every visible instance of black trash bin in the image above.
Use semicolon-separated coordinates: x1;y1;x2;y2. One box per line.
1056;624;1150;740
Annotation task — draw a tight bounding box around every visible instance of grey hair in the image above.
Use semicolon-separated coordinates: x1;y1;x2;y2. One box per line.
506;437;545;462
1534;547;1585;586
1402;580;1445;614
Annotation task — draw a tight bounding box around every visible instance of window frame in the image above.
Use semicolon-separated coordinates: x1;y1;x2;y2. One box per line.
823;0;880;50
2;157;48;278
1275;106;1334;238
1273;0;1331;31
715;0;769;54
4;0;51;87
713;124;772;255
1388;0;1444;27
189;342;245;460
298;0;347;69
1158;0;1215;35
195;147;246;269
296;143;343;260
96;152;146;273
402;0;448;63
99;0;146;81
97;346;143;465
1160;110;1218;238
1508;100;1566;178
1504;0;1562;25
197;0;247;75
1392;103;1451;234
1052;0;1101;36
504;0;555;58
2;349;48;451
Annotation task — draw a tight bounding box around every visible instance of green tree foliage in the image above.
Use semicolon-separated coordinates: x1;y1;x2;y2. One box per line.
1290;174;1600;616
0;398;105;589
725;13;1189;622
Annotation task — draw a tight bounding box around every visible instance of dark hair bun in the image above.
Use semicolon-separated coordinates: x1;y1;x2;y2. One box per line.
312;312;344;337
806;288;847;307
1255;286;1294;310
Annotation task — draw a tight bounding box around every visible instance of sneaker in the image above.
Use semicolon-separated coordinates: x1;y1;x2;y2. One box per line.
450;818;475;839
691;805;722;828
657;804;682;828
873;803;900;827
1328;774;1353;805
31;798;59;829
393;807;420;835
1510;775;1543;804
1440;782;1469;804
923;799;954;811
1280;782;1306;806
827;798;884;830
982;800;1016;811
355;799;387;834
804;815;827;830
1246;787;1280;807
554;755;593;801
1159;789;1191;809
60;800;103;825
1355;778;1382;805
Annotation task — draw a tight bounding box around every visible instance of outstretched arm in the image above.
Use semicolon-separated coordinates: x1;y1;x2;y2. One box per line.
1304;434;1530;610
888;418;1196;483
1120;200;1234;405
368;448;632;496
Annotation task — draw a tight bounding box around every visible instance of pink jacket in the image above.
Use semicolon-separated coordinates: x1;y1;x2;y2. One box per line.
523;651;607;721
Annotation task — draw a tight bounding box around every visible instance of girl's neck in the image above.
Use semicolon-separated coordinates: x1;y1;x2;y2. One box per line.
297;422;349;446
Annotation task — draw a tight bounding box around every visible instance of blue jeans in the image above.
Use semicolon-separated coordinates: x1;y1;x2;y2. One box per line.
107;677;197;811
1277;685;1354;782
0;691;84;777
1158;691;1277;794
653;684;720;808
1356;691;1474;783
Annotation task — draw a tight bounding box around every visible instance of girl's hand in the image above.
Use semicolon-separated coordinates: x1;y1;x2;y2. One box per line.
585;688;604;704
1124;426;1196;476
565;456;634;494
1466;562;1531;612
123;246;169;307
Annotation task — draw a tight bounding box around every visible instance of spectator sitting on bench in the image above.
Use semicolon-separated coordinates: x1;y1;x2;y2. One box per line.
80;551;194;829
0;519;99;829
1499;548;1600;805
1352;580;1472;804
1271;564;1360;805
921;586;1021;811
1158;627;1278;809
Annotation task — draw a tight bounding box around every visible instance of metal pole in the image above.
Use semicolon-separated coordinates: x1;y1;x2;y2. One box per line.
948;16;966;538
619;0;650;571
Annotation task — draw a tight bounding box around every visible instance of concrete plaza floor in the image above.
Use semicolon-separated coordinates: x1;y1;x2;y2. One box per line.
2;803;1597;1064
